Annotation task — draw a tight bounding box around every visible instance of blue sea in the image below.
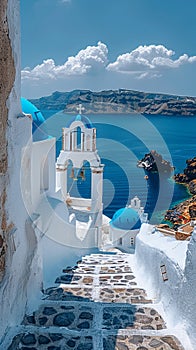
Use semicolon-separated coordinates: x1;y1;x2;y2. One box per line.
41;110;196;224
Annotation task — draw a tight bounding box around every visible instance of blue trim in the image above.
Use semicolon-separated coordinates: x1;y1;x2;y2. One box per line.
21;97;49;142
66;114;93;129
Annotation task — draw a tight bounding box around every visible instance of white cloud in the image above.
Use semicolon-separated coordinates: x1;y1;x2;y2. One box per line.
22;43;196;84
22;41;108;81
22;59;56;81
107;44;196;78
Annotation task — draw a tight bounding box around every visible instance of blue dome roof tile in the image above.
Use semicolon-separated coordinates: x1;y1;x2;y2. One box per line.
21;97;48;142
110;207;141;230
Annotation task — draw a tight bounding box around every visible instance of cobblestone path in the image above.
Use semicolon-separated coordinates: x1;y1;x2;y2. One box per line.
7;252;184;350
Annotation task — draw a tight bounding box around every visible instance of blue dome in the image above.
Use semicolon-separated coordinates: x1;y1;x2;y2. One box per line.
110;207;141;230
66;114;93;129
21;98;48;142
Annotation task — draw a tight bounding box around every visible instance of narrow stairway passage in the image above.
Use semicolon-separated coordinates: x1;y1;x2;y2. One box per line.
7;251;184;350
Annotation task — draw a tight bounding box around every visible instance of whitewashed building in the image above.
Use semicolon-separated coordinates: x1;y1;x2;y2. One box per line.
109;196;148;251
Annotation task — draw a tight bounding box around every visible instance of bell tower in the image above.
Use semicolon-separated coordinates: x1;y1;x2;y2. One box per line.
56;109;104;233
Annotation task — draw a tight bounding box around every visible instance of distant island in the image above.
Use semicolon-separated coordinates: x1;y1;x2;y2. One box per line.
30;89;196;115
137;150;174;174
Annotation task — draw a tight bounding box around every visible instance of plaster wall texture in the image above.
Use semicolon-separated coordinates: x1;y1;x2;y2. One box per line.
135;223;196;347
31;138;56;212
110;225;139;246
0;0;42;341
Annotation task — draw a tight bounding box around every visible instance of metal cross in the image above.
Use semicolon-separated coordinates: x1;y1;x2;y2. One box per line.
77;104;85;114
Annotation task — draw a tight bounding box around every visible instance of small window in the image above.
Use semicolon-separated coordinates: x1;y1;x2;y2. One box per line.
160;264;168;282
130;237;134;246
40;157;49;192
119;237;123;245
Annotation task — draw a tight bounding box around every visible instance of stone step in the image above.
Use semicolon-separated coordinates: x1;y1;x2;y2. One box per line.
99;265;133;274
99;274;136;286
80;260;130;266
7;330;184;350
23;304;95;330
44;287;93;302
55;275;94;285
99;287;152;304
6;252;185;350
103;334;184;350
44;286;152;304
83;254;129;257
81;255;130;262
55;273;136;287
8;331;93;350
62;263;133;275
76;264;133;274
102;305;165;331
23;302;165;331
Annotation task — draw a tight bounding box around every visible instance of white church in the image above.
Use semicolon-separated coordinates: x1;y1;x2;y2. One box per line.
21;98;148;286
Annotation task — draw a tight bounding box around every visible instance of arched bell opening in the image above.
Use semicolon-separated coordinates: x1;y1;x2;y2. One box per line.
70;126;85;151
76;126;81;150
67;159;77;197
67;161;91;197
65;160;92;210
77;160;91;200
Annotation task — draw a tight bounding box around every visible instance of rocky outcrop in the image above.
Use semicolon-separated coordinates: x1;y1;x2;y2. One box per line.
137;150;174;174
188;179;196;195
165;196;196;228
30;89;196;115
174;156;196;194
164;158;196;227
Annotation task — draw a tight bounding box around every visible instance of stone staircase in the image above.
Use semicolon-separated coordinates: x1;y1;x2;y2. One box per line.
7;251;184;350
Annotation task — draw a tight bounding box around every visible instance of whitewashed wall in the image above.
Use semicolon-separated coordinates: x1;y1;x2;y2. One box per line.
110;225;139;250
135;224;195;348
0;0;42;341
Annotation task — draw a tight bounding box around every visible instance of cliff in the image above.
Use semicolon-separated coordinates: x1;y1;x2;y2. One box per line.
30;89;196;115
164;157;196;227
174;156;196;194
165;196;196;228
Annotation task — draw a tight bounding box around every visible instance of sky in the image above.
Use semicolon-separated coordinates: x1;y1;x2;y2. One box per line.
20;0;196;99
